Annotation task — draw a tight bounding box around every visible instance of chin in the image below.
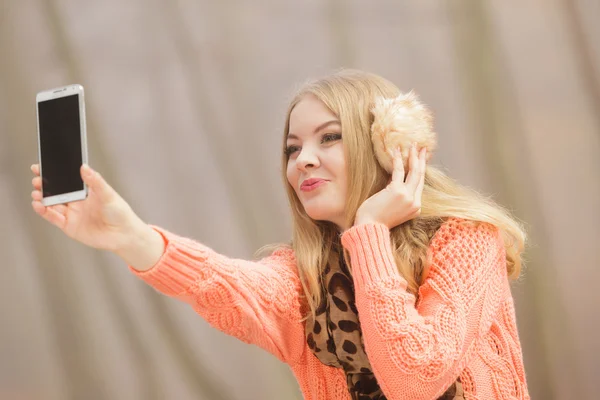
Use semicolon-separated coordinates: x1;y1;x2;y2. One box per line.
304;207;342;225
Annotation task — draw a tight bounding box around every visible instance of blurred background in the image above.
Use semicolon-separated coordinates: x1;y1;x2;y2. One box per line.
1;0;599;399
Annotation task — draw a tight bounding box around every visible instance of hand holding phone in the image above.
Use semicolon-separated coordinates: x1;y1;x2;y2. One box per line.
30;162;150;253
31;85;164;269
31;84;152;254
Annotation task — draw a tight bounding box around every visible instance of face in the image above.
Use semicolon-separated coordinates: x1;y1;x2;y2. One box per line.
286;95;348;231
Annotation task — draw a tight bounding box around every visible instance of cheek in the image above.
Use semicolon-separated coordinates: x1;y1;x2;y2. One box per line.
286;163;297;187
332;152;347;182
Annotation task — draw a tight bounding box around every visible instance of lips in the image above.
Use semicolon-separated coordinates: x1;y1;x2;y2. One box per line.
301;178;326;189
300;178;329;192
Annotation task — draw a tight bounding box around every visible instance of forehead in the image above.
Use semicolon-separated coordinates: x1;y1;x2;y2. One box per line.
289;95;338;132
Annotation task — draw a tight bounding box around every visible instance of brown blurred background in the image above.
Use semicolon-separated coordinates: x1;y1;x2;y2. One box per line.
1;1;599;399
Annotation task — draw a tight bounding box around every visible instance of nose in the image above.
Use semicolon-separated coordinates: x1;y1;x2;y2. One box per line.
296;147;320;171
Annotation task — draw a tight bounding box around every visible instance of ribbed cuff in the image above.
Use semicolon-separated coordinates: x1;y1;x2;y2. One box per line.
340;223;401;288
128;225;207;297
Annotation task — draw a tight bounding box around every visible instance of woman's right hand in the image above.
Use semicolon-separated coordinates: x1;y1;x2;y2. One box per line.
30;163;147;253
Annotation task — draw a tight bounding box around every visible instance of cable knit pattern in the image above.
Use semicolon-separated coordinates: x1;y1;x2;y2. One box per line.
129;219;529;400
340;218;529;399
129;225;307;364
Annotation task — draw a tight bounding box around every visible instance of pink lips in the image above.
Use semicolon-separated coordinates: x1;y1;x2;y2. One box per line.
300;178;328;192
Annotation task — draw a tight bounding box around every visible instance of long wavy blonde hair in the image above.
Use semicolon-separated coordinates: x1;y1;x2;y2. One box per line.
257;69;527;319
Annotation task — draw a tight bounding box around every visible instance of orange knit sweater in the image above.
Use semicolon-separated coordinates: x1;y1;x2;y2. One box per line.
129;218;529;399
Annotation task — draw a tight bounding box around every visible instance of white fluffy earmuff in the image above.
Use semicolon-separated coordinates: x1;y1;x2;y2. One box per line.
370;90;437;173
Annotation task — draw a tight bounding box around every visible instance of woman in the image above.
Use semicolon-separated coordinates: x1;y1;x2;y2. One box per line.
30;69;529;399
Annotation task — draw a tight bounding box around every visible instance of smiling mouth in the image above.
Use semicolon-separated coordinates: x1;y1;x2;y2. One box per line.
301;180;328;192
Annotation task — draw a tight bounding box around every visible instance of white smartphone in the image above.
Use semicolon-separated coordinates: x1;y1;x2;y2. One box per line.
36;84;89;206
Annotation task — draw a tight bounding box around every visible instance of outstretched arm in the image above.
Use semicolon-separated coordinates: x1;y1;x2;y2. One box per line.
127;225;307;365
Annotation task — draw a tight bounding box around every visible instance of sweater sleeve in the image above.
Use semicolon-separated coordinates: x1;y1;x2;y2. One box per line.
128;225;307;365
340;218;506;400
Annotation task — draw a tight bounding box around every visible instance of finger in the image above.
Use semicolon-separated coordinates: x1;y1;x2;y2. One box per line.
31;164;40;176
81;164;114;202
32;176;42;190
405;143;421;188
53;204;68;215
31;192;68;213
391;146;406;183
413;148;427;202
32;201;66;228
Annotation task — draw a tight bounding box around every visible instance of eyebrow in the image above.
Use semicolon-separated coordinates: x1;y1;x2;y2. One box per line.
287;120;340;140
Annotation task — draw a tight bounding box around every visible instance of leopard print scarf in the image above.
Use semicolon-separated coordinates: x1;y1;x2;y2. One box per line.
304;253;464;400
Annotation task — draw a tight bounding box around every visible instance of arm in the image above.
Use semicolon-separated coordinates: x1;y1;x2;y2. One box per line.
125;225;307;365
340;218;506;399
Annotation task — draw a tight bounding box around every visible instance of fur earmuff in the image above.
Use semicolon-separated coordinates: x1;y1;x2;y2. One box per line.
370;90;437;173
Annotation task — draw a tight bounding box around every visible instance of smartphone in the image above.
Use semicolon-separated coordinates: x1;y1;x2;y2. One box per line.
36;84;89;206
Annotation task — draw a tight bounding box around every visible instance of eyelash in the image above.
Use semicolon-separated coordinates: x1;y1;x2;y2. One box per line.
284;133;342;157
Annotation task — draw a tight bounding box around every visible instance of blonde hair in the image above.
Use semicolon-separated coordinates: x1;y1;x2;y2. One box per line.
257;69;527;319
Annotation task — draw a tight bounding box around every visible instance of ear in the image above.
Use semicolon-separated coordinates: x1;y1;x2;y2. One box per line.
370;91;437;173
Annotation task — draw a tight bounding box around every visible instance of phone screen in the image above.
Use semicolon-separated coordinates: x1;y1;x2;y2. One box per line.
38;94;84;198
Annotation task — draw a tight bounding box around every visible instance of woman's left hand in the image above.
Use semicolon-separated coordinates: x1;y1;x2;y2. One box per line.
354;143;427;229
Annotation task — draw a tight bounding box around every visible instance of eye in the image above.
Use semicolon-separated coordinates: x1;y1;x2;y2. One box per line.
284;145;300;157
284;133;342;158
322;133;342;143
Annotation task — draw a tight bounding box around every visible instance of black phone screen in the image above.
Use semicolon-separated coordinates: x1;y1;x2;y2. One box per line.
38;94;84;198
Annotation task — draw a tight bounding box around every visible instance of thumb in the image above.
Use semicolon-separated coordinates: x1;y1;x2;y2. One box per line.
81;164;115;201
